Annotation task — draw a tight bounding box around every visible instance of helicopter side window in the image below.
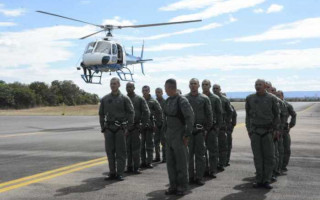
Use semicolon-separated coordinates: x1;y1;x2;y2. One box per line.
85;42;96;54
112;44;118;55
94;42;111;54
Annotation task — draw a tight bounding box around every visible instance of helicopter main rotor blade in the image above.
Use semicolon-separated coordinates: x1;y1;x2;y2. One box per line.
80;29;105;40
117;19;202;29
36;10;103;28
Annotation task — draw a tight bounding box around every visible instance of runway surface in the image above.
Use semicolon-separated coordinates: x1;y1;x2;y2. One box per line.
0;102;319;199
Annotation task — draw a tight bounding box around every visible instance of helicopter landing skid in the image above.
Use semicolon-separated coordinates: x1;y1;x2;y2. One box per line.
116;67;134;82
81;71;102;84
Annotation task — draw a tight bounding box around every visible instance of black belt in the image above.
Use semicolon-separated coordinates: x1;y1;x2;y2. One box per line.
192;124;204;135
252;123;273;129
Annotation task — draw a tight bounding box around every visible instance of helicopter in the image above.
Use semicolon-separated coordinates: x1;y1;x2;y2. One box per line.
37;11;201;84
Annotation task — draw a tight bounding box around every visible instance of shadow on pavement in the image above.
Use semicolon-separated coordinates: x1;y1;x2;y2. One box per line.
221;177;270;200
55;176;119;196
146;189;191;200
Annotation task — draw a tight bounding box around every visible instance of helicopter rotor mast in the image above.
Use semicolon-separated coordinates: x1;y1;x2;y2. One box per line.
36;10;202;39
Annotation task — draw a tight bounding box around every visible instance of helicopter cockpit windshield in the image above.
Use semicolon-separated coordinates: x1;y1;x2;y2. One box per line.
84;42;96;54
94;41;111;54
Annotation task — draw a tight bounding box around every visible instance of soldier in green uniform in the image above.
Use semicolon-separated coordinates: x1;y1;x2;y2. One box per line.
163;79;194;196
226;104;237;166
246;79;279;189
213;84;232;171
186;78;213;185
202;79;222;178
270;86;286;180
154;87;166;163
278;90;297;172
99;77;135;181
141;85;163;168
126;82;150;174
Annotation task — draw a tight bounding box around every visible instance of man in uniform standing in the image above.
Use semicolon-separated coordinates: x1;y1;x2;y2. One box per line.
226;103;237;166
163;79;194;196
99;77;135;181
213;84;233;171
141;85;163;168
126;82;150;174
278;90;296;172
154;87;166;163
246;79;279;189
202;79;222;178
186;78;213;185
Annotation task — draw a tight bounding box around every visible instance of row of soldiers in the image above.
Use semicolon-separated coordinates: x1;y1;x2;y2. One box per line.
245;79;296;189
99;77;296;196
99;77;237;196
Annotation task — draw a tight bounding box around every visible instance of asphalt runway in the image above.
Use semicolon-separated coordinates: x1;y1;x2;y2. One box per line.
0;102;319;199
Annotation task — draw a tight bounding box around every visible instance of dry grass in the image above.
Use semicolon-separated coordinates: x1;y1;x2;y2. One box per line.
0;105;99;116
231;102;245;110
0;102;246;116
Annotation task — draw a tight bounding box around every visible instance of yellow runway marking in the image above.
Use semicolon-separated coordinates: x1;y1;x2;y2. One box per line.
0;157;107;193
298;103;315;114
0;132;47;138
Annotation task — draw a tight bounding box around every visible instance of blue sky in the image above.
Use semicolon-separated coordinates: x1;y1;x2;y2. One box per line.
0;0;319;97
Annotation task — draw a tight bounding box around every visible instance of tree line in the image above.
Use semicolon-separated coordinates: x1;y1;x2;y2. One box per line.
0;80;99;109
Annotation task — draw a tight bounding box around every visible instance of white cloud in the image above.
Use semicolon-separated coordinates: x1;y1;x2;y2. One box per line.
253;8;264;13
159;0;222;11
284;40;301;45
230;17;320;42
146;48;320;72
266;4;283;13
0;25;96;68
228;14;238;23
102;16;136;26
168;0;265;21
0;22;16;26
119;22;222;41
0;4;25;17
139;43;205;52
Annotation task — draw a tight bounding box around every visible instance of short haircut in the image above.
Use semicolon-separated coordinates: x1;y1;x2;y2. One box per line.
202;79;211;85
278;90;284;96
142;85;150;90
190;78;199;84
265;80;271;86
155;87;163;92
256;79;266;84
110;77;120;84
165;79;177;89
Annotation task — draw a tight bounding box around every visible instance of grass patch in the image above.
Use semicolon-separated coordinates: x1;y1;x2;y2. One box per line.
0;105;99;116
0;102;246;116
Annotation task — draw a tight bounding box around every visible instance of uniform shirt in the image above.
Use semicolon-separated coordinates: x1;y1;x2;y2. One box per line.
185;92;213;130
128;93;150;126
218;94;233;126
144;94;163;127
205;92;222;128
284;101;297;127
245;92;280;134
163;94;194;139
99;91;134;129
230;105;237;126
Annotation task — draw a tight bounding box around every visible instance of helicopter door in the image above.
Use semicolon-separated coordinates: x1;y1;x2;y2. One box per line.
116;44;123;64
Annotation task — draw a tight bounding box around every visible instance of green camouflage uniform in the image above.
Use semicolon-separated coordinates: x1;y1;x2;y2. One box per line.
246;92;280;183
155;97;166;161
205;92;222;174
274;98;287;173
142;94;163;165
218;94;233;167
99;91;134;177
282;101;297;169
185;93;213;180
163;94;194;192
226;104;237;165
127;93;150;170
